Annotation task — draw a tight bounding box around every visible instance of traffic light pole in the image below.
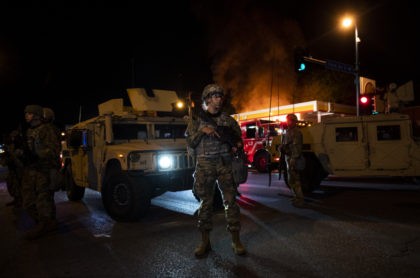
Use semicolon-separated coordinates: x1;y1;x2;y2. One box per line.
354;26;360;116
302;56;326;66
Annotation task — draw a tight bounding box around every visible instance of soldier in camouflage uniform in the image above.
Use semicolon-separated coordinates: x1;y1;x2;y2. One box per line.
1;129;25;207
42;107;63;218
283;113;305;207
186;84;246;257
21;105;61;240
42;107;63;188
42;107;60;138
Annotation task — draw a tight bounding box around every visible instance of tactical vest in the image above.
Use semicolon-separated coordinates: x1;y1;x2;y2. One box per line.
26;124;60;168
283;126;303;158
194;113;232;157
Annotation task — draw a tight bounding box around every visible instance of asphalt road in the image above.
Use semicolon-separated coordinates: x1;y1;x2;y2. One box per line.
1;169;420;278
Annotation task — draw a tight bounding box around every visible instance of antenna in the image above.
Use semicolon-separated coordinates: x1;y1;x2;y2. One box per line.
131;58;135;88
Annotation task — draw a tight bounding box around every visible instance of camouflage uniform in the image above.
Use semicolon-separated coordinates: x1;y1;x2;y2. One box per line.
42;107;63;193
283;114;305;206
21;105;61;239
187;111;242;232
187;83;246;257
1;130;25;207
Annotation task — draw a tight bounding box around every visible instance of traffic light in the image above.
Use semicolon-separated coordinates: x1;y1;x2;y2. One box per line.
360;96;369;105
297;60;306;72
359;95;374;115
294;47;308;73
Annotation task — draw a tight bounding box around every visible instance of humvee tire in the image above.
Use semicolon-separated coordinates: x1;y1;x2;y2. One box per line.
64;163;85;201
254;151;270;173
102;174;151;222
300;153;327;194
283;153;327;195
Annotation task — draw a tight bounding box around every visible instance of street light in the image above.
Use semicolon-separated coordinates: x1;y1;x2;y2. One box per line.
342;16;361;116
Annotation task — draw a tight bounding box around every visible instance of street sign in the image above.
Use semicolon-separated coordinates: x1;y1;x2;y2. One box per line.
360;77;376;95
325;60;355;74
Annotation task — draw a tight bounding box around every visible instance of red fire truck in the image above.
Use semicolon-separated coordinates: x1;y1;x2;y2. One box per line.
239;119;312;173
239;119;286;173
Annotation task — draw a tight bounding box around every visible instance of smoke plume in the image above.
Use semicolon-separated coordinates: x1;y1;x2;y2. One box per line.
191;0;306;113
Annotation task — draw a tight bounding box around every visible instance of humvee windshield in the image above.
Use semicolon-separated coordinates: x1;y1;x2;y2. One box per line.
155;124;187;139
112;123;187;140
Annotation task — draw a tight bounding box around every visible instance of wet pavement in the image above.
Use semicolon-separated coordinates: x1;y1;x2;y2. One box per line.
1;170;420;277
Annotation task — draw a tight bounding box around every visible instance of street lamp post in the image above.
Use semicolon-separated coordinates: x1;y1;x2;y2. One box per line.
342;16;361;116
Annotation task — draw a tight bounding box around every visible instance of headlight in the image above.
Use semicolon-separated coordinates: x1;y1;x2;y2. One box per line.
158;154;174;170
128;152;148;170
129;152;141;163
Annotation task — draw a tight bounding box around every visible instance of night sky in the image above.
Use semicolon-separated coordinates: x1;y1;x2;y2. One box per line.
0;0;418;137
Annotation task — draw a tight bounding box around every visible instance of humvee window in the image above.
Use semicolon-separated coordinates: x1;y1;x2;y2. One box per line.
258;127;264;138
113;124;148;140
155;124;187;139
268;126;278;136
336;127;358;142
68;130;86;147
377;125;401;141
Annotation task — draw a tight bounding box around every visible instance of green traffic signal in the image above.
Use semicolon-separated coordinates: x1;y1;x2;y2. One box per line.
294;47;308;73
298;62;306;72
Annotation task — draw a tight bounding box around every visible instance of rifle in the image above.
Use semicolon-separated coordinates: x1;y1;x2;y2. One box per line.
185;92;197;159
195;110;241;149
195;109;248;185
278;131;287;182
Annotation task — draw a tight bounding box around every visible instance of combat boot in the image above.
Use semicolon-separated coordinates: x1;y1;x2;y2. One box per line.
230;230;246;255
292;183;305;208
292;198;306;208
23;218;58;240
194;230;211;258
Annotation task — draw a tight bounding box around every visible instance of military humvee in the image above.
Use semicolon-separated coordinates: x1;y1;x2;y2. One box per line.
61;88;194;221
281;113;420;194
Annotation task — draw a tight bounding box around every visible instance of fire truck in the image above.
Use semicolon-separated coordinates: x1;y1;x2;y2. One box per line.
239;119;311;173
233;100;353;173
239;119;284;172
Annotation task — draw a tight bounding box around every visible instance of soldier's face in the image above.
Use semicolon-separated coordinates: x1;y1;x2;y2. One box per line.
207;93;224;111
25;112;40;124
25;112;34;123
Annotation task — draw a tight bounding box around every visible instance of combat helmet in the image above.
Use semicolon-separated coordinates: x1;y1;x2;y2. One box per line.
24;105;43;117
43;107;55;123
202;84;225;101
286;113;298;122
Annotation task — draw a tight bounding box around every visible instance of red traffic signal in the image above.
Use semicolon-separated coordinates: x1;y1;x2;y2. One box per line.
360;96;369;104
359;95;374;115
